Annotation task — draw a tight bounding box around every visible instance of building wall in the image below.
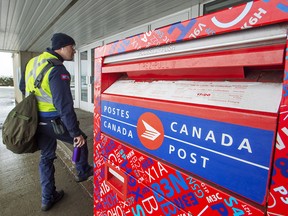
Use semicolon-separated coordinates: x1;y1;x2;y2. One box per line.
12;0;249;108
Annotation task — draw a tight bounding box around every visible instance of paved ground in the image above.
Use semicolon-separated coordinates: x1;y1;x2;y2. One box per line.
0;109;94;216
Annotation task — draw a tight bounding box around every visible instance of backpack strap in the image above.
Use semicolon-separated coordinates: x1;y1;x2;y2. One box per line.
47;58;63;66
34;59;62;89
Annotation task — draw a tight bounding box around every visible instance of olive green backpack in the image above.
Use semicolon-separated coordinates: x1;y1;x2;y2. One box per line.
2;59;62;153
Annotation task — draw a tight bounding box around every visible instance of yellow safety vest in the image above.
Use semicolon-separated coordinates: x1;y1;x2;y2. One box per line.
25;52;58;114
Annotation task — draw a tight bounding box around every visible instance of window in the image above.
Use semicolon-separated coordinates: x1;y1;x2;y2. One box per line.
203;0;252;15
63;61;75;99
91;49;94;104
80;51;88;102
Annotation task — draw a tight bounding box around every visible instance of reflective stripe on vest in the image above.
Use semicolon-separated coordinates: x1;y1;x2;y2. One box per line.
25;57;49;85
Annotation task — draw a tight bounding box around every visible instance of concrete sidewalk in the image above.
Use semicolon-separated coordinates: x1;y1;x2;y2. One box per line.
0;109;94;216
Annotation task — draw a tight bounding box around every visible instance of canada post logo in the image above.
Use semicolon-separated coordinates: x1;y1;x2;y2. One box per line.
137;112;164;150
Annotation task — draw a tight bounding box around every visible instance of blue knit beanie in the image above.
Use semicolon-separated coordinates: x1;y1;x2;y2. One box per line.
51;33;75;50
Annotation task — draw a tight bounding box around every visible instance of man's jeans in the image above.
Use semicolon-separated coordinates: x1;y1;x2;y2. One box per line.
36;120;90;205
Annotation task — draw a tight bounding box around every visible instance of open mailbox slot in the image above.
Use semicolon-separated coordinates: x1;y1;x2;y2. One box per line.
105;162;128;201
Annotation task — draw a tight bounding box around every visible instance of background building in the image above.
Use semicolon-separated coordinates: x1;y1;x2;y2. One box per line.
0;0;250;112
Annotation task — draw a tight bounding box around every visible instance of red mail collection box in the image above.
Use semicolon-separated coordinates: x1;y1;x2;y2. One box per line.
93;1;288;215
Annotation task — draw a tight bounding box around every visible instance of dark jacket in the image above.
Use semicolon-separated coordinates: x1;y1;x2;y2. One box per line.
20;48;81;138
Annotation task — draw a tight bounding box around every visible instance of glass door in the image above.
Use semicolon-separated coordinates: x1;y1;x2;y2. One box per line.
79;50;93;112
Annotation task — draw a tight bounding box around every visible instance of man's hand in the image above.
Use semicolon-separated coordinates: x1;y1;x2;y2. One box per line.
74;135;86;147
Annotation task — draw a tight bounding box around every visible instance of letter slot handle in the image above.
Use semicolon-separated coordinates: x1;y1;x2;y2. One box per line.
105;162;127;200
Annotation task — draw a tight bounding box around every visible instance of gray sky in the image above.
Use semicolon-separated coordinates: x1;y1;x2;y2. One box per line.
0;52;13;77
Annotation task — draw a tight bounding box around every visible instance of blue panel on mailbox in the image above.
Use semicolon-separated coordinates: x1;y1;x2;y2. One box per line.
101;100;275;204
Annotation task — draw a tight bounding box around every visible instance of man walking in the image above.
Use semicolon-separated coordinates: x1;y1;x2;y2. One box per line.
23;33;93;211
